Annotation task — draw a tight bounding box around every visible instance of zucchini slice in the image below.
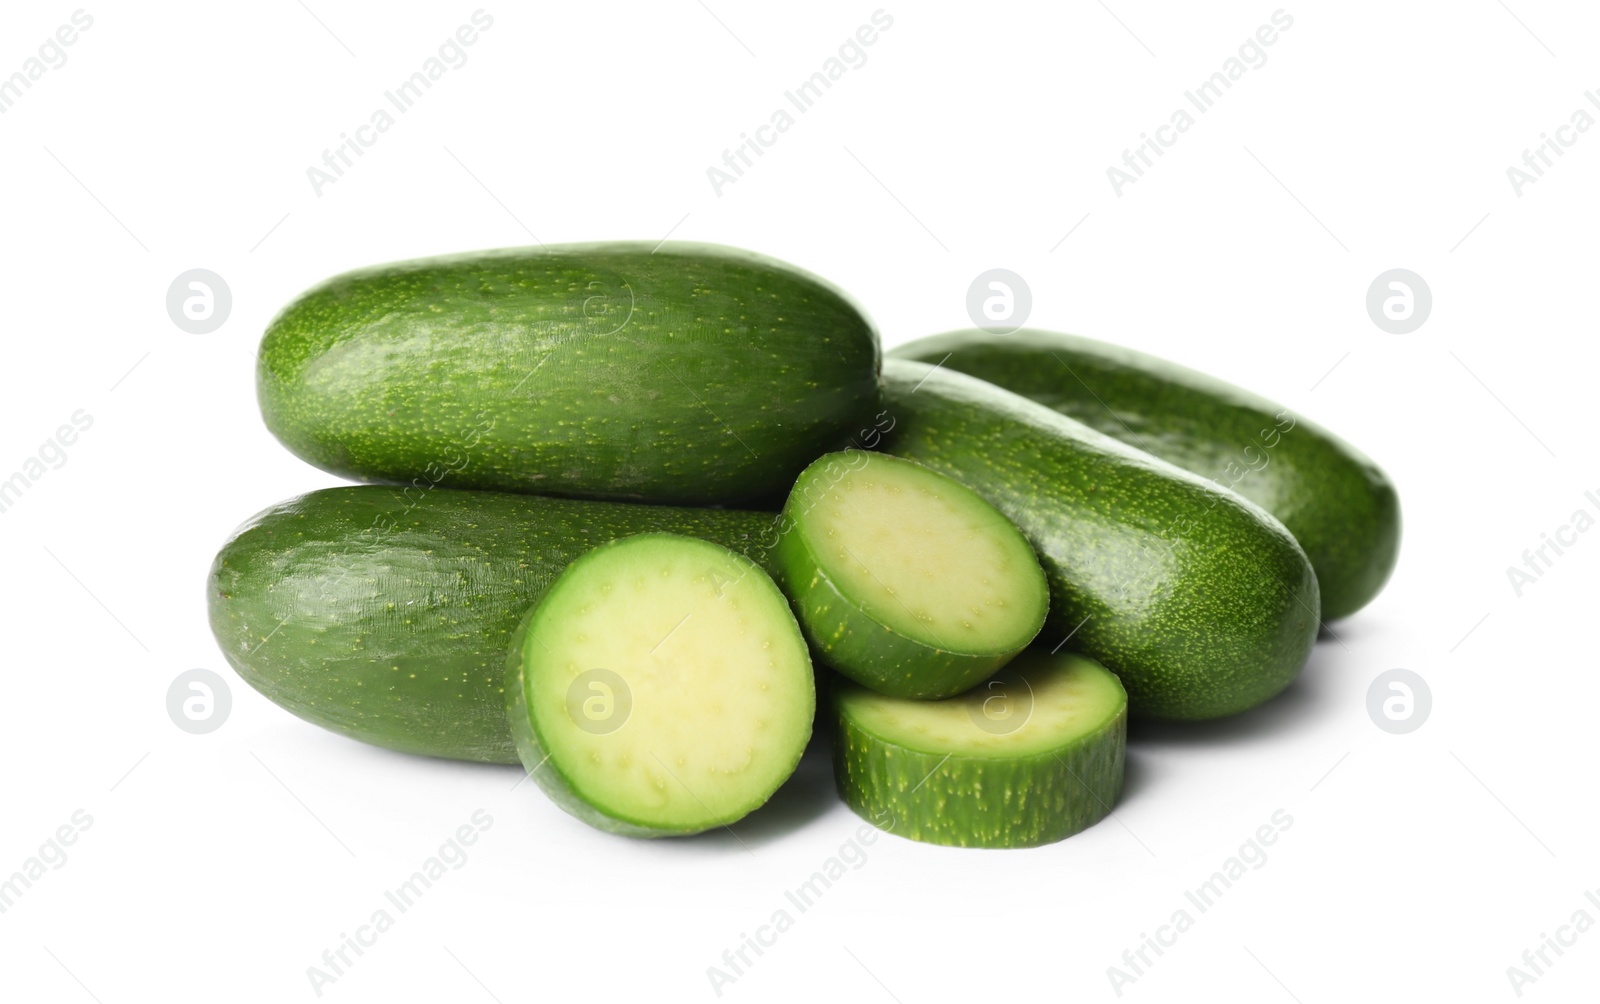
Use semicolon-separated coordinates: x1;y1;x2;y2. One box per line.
507;534;814;837
832;649;1126;848
775;451;1048;699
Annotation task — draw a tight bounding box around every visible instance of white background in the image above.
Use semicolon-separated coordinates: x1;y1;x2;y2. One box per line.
2;1;1596;1001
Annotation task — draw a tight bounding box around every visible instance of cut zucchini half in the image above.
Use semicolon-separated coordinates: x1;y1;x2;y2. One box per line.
775;451;1049;699
832;649;1127;848
507;533;814;837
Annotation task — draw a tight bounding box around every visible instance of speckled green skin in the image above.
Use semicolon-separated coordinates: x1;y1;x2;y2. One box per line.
892;330;1400;619
773;453;1047;699
257;242;881;505
507;535;814;838
207;486;779;763
832;659;1127;849
878;360;1319;720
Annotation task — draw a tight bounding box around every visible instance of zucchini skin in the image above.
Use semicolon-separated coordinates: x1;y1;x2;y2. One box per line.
258;242;881;505
878;360;1319;721
207;486;778;763
891;330;1400;619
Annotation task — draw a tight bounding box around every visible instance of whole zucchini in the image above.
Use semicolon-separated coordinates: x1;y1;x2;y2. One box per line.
878;359;1319;720
207;486;779;762
891;330;1399;618
258;243;880;505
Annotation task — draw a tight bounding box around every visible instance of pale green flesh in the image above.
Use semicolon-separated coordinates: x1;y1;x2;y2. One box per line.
836;650;1126;757
524;535;813;830
797;453;1045;654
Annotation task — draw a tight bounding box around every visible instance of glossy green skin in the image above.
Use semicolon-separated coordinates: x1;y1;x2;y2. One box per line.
878;360;1319;720
832;658;1127;849
507;535;813;838
774;452;1046;699
258;242;881;505
207;486;779;763
891;330;1400;619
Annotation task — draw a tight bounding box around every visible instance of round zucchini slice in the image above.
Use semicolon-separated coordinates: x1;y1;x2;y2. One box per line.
833;649;1127;848
507;533;814;837
775;451;1048;699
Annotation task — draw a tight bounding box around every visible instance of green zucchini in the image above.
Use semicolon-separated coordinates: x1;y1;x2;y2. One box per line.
891;330;1400;618
773;451;1047;699
257;242;881;505
878;359;1319;720
507;534;814;837
207;486;780;763
833;649;1126;848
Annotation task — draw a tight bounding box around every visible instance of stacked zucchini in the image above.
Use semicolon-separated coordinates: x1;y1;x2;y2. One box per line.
210;243;1399;849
